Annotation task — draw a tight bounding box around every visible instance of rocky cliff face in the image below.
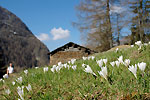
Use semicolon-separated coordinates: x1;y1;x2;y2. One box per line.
0;6;50;77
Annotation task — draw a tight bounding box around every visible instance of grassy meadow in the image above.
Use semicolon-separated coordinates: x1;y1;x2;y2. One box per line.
0;43;150;100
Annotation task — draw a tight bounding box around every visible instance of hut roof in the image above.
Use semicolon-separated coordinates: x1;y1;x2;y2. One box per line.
48;42;96;55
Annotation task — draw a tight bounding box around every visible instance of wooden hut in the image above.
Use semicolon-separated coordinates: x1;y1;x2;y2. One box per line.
48;42;96;65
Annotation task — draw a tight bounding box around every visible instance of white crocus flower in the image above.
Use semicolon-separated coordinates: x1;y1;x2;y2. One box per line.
138;62;146;72
103;59;108;65
12;81;15;85
91;56;95;60
3;80;5;83
98;66;107;80
135;41;142;50
138;46;142;51
63;63;67;68
72;65;77;70
128;64;137;78
124;59;130;67
51;67;55;73
3;74;8;79
131;45;134;47
51;65;56;73
96;59;103;68
84;65;96;76
110;61;115;67
87;56;91;60
82;56;87;60
116;48;119;52
118;55;123;64
67;61;70;64
58;62;62;66
43;67;48;73
16;77;23;84
144;43;148;46
17;86;24;100
24;70;28;75
135;41;142;46
35;67;39;69
56;66;61;72
88;56;95;60
0;79;5;83
26;84;32;92
82;63;86;68
55;66;59;72
71;59;76;64
67;65;71;70
5;89;11;95
53;65;57;68
115;61;120;67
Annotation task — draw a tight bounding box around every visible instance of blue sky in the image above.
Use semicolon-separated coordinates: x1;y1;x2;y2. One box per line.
0;0;81;51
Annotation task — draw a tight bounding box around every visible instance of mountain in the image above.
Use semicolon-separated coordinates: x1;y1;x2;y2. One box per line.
0;6;50;77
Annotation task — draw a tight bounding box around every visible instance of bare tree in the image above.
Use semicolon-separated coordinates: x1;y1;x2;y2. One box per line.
73;0;114;52
130;0;150;43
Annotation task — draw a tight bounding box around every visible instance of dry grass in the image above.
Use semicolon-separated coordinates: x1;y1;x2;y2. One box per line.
129;50;141;59
109;45;131;51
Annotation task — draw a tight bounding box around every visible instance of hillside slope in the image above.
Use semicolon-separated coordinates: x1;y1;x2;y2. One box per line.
0;43;150;99
0;6;50;77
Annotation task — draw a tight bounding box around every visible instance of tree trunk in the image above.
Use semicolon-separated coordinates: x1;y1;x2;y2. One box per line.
116;14;120;45
106;0;113;48
138;0;145;42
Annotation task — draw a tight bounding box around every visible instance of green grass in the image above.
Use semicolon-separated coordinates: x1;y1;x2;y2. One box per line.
0;45;150;100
